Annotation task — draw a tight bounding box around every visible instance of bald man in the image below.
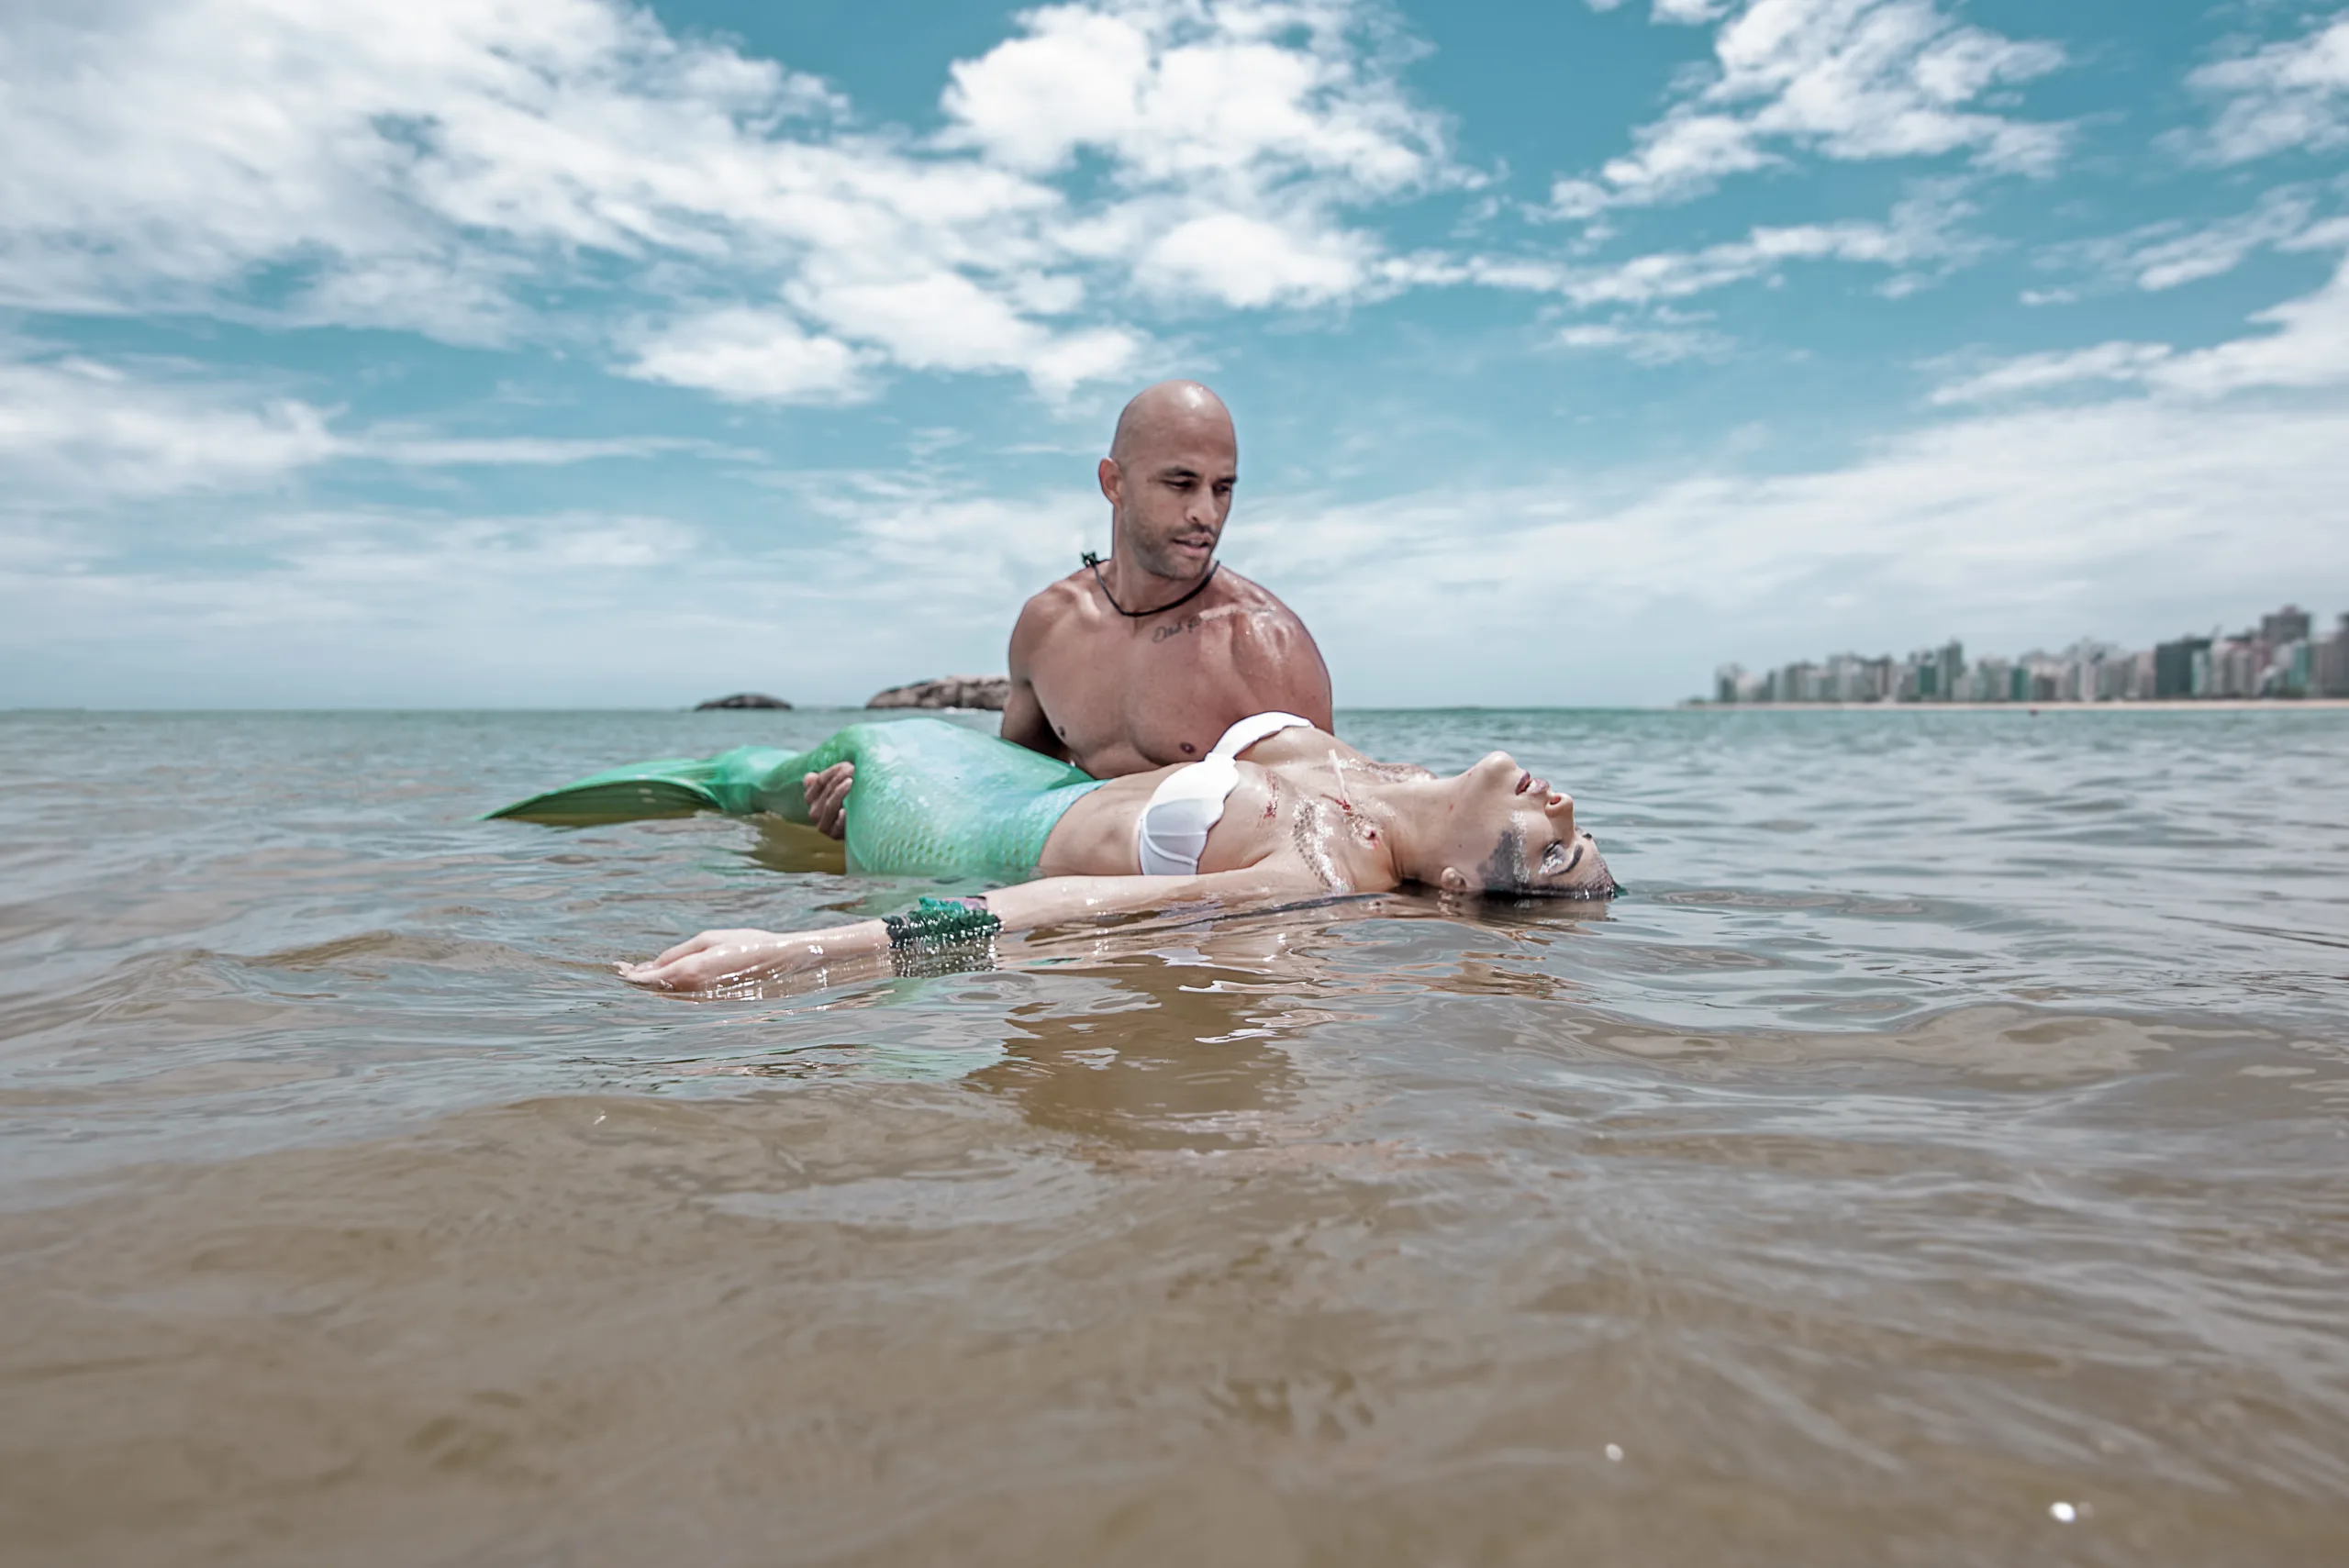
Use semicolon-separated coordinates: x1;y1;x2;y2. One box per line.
802;380;1332;837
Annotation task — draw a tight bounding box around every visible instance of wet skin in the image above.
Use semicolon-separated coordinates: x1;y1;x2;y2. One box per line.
801;381;1331;837
627;726;1616;992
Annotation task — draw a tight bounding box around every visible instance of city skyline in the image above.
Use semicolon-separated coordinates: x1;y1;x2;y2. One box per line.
1708;604;2349;706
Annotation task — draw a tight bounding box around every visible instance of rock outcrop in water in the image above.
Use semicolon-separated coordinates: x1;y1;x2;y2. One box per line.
866;675;1010;711
694;693;793;710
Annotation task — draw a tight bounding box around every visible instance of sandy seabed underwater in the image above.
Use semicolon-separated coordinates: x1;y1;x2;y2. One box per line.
3;706;2346;1567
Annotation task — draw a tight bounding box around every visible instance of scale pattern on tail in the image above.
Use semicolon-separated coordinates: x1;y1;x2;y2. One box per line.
487;719;1104;883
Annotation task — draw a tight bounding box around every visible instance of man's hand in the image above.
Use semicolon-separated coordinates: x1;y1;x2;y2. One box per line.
802;762;852;840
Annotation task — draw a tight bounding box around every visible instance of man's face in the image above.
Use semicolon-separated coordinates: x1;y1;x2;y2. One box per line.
1100;411;1237;583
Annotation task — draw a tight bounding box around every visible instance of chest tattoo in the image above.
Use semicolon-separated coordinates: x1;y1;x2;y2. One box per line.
1150;615;1205;644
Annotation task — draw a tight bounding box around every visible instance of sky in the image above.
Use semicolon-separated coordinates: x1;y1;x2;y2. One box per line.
3;0;2346;708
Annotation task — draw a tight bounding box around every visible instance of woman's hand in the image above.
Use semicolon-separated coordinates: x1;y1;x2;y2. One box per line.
620;927;852;991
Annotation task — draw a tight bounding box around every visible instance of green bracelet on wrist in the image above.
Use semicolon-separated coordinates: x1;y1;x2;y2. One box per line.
881;896;1001;952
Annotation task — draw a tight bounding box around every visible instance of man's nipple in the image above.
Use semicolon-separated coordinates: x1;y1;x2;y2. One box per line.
1180;741;1196;754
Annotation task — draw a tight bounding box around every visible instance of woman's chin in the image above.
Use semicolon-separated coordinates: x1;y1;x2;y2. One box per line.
1558;850;1620;899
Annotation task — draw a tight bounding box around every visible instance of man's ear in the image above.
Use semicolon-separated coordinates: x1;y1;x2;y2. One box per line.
1097;457;1122;506
1438;866;1472;894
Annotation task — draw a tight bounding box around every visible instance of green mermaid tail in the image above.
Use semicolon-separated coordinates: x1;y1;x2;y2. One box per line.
487;718;1104;882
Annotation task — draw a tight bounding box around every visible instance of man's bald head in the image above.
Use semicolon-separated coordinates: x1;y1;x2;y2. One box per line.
1108;380;1233;466
1097;380;1239;586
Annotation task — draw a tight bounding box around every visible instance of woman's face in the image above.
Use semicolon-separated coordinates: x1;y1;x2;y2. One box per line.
1433;751;1619;898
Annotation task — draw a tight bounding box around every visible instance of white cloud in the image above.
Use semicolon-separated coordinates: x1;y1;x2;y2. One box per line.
790;272;1127;389
1652;1;1733;24
1935;238;2349;405
0;483;1093;707
0;506;780;707
0;351;685;505
2154;249;2349;398
1560;184;1974;306
2119;194;2318;291
1554;0;2065;215
1355;183;1979;365
0;0;1461;396
1383;185;1975;342
1554;316;1729;362
0;356;340;500
0;0;835;319
1929;341;2176;406
941;0;1445;197
2189;16;2349;164
936;0;1459;314
626;308;874;404
1134;211;1371;306
2034;188;2324;297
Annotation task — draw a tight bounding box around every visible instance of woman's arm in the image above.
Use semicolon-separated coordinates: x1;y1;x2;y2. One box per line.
619;864;1307;992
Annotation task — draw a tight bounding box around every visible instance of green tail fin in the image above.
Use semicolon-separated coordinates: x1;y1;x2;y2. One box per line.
484;760;721;825
485;743;824;826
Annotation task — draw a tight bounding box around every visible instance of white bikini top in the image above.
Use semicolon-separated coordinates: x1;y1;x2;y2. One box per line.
1134;712;1316;877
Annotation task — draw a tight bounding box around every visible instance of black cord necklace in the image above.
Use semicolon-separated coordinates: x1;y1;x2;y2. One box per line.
1082;550;1219;618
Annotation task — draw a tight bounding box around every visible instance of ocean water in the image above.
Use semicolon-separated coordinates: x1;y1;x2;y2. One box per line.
3;706;2345;1565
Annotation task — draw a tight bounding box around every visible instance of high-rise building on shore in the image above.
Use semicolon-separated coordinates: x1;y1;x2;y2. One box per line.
1704;606;2345;706
2318;616;2349;698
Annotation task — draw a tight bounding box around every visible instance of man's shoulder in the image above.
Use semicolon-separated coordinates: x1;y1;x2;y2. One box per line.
1014;569;1097;638
1200;567;1331;720
1205;568;1314;639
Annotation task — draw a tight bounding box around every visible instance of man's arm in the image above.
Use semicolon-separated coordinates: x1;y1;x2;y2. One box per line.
805;586;1074;836
998;593;1072;760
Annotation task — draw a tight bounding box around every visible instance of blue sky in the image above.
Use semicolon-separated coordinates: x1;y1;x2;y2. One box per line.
3;0;2344;707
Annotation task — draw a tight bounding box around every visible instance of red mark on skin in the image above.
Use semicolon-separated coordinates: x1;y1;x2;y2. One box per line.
1321;792;1380;847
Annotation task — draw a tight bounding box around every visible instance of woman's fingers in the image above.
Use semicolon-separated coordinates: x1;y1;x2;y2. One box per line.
649;929;728;966
622;929;784;991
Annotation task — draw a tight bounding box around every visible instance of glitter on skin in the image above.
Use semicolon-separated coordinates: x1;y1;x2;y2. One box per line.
1289;799;1347;891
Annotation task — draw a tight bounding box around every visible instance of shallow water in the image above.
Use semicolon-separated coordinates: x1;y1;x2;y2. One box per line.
3;707;2346;1565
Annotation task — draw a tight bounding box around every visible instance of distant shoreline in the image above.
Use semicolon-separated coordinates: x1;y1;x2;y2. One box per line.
6;699;2349;715
1682;698;2349;713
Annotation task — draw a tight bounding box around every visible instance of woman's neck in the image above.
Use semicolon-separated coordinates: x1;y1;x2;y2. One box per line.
1342;767;1447;886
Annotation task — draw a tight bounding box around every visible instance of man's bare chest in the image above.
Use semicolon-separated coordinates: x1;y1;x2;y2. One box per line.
1033;617;1254;771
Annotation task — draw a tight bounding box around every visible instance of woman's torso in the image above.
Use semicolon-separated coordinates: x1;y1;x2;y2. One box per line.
1034;725;1397;893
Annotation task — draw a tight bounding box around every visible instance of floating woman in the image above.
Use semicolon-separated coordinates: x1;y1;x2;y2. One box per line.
487;713;1618;992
